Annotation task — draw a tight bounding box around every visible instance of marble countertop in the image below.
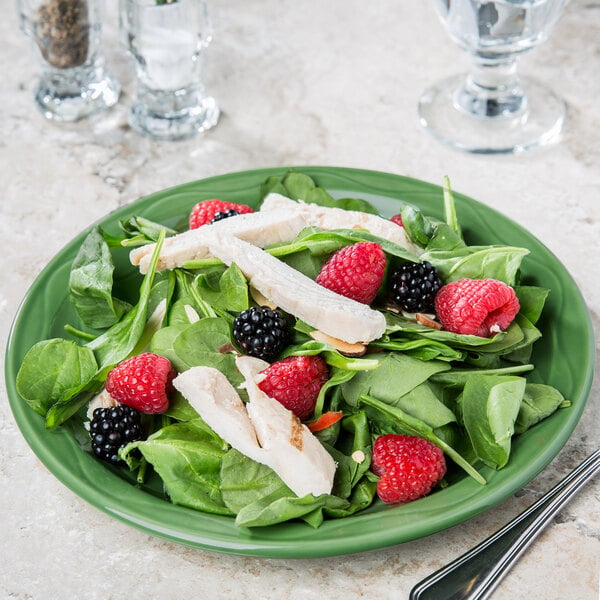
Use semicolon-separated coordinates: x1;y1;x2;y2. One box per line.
1;1;598;598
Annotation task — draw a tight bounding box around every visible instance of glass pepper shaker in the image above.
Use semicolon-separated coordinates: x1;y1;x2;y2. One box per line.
17;0;121;121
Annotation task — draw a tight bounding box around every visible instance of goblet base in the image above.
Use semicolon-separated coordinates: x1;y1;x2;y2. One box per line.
129;95;220;142
418;75;566;154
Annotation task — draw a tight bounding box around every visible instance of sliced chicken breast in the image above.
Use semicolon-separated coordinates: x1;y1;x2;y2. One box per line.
172;362;336;498
202;230;386;343
172;366;266;465
260;193;420;254
236;356;336;497
131;210;308;274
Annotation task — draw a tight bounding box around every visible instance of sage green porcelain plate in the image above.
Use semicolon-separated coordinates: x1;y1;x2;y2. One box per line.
5;167;594;558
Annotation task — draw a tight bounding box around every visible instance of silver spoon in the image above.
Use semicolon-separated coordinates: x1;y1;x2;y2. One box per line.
410;448;600;600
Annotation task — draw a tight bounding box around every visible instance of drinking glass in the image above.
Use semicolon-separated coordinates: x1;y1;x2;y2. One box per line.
17;0;121;122
119;0;220;141
418;0;568;154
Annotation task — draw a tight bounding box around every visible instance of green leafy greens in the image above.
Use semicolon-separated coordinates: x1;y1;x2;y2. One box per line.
15;171;568;528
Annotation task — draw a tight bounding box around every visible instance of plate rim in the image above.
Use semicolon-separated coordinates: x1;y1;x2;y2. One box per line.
4;165;595;558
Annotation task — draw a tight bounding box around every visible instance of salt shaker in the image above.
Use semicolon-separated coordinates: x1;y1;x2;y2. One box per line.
119;0;219;141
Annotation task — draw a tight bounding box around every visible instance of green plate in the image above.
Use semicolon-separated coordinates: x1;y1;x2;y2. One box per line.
4;167;594;558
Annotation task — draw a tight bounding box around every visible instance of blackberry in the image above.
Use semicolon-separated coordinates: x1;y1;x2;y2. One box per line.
390;261;442;313
89;405;143;465
232;306;290;361
210;209;240;224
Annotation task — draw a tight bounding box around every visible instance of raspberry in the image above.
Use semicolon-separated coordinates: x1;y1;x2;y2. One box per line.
371;434;446;504
232;306;290;361
389;261;442;313
189;199;253;229
257;355;329;420
316;242;386;304
89;405;143;465
434;278;520;337
105;352;176;414
390;214;403;227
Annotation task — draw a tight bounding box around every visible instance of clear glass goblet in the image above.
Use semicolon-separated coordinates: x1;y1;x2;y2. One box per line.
418;0;568;154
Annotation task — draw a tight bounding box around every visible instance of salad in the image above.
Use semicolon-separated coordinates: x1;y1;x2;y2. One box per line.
14;170;569;529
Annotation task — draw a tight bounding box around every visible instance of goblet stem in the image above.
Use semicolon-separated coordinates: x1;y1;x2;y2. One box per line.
456;57;526;120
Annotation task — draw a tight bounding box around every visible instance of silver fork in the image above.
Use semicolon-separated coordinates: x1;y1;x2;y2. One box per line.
410;448;600;600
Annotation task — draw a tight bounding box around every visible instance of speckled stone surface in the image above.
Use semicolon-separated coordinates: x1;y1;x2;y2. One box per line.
1;1;599;599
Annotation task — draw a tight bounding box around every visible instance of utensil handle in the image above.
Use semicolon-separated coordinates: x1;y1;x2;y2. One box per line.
410;448;600;600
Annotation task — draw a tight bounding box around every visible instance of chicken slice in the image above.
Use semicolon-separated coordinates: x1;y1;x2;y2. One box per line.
202;231;386;343
260;193;420;254
172;363;336;498
172;366;267;465
236;355;336;497
130;210;308;274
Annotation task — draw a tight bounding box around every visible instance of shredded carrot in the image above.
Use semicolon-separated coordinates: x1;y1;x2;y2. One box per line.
307;411;344;432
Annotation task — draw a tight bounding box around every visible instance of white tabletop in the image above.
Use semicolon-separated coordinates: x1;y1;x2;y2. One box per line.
1;1;598;599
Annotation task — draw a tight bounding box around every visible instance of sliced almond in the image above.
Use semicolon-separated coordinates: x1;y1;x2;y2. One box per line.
416;313;442;330
309;330;367;357
218;342;238;355
250;285;277;310
351;450;366;464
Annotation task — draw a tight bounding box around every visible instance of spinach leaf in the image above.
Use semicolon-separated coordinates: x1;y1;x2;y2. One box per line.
194;263;249;312
150;323;190;372
421;245;529;286
425;222;467;251
370;336;465;361
443;175;462;240
16;339;98;416
515;286;549;325
153;317;245;391
285;339;379;372
119;216;178;247
260;170;380;214
221;448;335;527
220;449;295;515
312;367;357;417
515;384;567;434
220;449;359;528
269;227;419;262
431;364;534;387
68;227;131;329
164;391;201;422
86;229;165;369
121;419;233;515
326;417;372;497
167;296;201;326
341;353;450;407
461;375;526;469
391;382;458;430
236;490;351;528
502;314;541;364
45;368;109;429
400;204;434;247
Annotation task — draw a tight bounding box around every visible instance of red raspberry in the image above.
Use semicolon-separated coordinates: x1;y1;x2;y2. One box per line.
189;199;254;229
390;214;403;227
435;278;520;337
316;242;386;304
371;434;446;504
257;355;329;420
106;353;176;414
